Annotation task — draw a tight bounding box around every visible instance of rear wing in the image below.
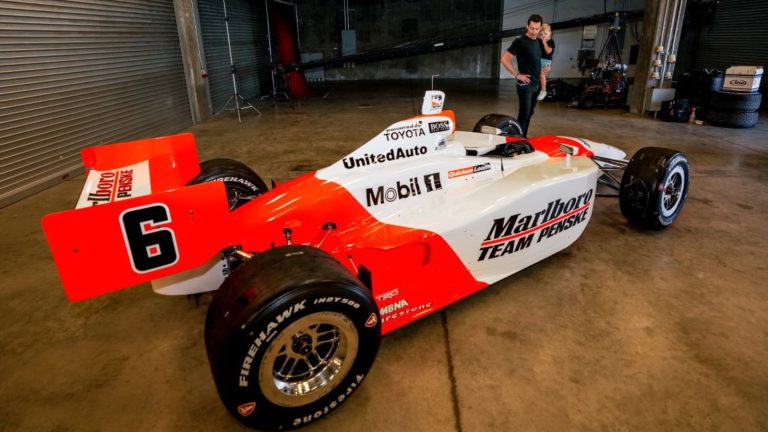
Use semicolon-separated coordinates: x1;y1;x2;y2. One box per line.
42;134;235;302
75;133;200;208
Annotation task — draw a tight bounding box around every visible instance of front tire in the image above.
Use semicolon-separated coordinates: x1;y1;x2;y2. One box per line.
205;246;381;430
620;147;690;229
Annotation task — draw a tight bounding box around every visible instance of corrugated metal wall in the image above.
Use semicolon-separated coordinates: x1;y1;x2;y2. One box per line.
694;0;768;94
198;0;270;112
0;0;192;208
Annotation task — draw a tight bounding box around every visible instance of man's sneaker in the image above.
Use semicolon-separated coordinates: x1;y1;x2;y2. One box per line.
537;90;547;101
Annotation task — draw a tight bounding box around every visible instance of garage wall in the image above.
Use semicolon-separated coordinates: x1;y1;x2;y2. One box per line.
499;19;642;80
198;0;270;111
501;0;644;26
298;0;502;79
296;0;643;81
0;0;191;208
499;0;644;80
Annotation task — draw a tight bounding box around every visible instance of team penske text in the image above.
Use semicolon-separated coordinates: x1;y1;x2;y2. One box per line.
478;189;594;261
86;169;134;205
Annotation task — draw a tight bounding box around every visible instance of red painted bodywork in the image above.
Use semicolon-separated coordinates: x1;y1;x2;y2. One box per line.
512;135;596;158
81;133;201;192
43;133;486;334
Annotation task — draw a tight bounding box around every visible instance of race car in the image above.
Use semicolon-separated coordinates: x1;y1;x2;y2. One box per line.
42;91;689;430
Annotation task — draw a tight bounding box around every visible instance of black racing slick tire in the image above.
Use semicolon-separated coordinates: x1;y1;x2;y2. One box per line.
188;158;268;210
473;114;524;137
620;147;690;230
205;245;381;431
709;90;762;112
706;109;759;128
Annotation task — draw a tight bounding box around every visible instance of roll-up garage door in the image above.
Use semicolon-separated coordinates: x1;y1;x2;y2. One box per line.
694;0;768;94
198;0;270;112
0;0;192;208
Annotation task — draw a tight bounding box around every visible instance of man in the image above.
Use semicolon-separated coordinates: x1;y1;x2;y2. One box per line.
501;14;549;137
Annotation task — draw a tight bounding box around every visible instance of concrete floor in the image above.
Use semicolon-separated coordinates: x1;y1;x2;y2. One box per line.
1;80;767;431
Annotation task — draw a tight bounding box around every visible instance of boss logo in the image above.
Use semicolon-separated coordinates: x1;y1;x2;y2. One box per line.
428;121;450;133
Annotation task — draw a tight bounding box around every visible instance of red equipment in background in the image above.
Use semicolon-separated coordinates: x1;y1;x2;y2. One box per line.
268;0;321;100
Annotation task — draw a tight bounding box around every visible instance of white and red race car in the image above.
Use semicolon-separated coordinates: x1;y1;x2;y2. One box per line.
42;91;689;430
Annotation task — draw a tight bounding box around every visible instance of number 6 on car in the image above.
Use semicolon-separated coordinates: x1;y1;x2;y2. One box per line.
42;91;689;430
120;204;179;273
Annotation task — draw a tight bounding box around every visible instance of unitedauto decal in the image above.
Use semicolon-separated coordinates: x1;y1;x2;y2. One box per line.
343;146;428;169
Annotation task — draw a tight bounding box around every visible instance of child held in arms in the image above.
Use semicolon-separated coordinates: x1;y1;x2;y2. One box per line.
537;23;555;101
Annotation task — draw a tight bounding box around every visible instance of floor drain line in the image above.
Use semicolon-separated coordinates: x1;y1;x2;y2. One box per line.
441;309;463;432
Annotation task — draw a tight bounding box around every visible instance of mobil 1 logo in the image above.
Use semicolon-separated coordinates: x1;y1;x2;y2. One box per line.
365;173;442;207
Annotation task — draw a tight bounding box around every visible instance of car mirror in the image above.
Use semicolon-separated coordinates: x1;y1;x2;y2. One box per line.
559;144;579;155
480;125;501;135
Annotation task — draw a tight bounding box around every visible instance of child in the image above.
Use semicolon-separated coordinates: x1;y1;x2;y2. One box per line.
537;23;555;101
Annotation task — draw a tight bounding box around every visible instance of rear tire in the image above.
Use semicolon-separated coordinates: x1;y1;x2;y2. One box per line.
205;246;381;430
620;147;690;229
473;114;524;137
188;158;268;210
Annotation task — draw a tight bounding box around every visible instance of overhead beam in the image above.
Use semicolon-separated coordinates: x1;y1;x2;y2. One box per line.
296;10;643;71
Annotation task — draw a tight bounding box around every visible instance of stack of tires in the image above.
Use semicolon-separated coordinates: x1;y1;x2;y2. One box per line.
706;90;762;128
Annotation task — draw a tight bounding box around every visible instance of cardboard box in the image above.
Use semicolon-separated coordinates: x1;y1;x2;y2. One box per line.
723;65;763;92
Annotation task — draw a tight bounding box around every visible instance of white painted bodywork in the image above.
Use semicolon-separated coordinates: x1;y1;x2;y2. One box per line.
160;94;617;295
76;161;151;209
317;109;601;285
560;136;627;160
151;254;229;296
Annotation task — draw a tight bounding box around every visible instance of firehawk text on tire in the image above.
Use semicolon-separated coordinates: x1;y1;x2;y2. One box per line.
188;158;268;209
473;113;524;137
205;245;381;430
620;147;690;229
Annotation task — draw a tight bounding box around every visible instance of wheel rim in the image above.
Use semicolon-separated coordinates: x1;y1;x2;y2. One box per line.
661;165;685;217
258;311;358;407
